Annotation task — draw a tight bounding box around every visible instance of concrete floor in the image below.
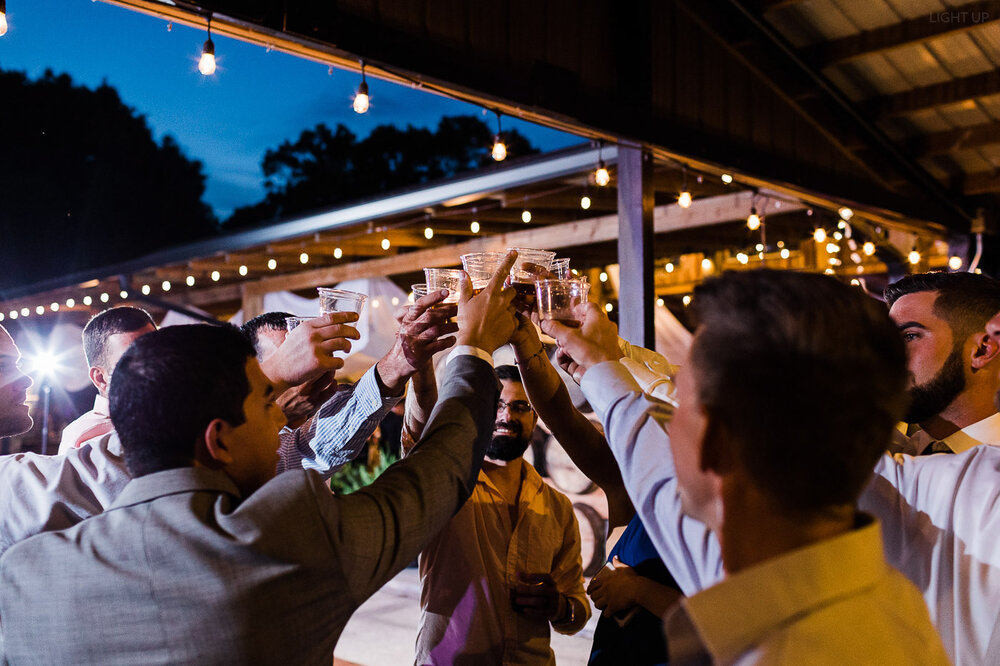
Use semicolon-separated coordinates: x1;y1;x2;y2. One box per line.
334;567;599;665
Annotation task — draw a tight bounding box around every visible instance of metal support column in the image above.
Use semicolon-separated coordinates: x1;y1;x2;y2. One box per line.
616;145;656;349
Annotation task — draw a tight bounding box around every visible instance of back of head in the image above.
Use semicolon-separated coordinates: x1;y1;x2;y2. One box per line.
82;307;156;368
495;364;522;383
240;312;294;359
885;272;1000;342
691;270;908;514
110;324;255;477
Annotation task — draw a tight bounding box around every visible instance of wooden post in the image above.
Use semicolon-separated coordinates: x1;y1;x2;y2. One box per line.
241;284;264;321
616;146;655;349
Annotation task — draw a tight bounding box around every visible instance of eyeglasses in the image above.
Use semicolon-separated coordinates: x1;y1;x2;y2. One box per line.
497;398;533;415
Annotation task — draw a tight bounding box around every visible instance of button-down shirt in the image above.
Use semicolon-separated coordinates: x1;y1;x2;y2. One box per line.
891;412;1000;456
415;461;590;665
0;365;396;556
664;517;948;665
580;360;981;663
57;394;113;454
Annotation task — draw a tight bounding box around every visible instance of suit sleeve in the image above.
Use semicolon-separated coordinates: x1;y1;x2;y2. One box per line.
318;355;499;604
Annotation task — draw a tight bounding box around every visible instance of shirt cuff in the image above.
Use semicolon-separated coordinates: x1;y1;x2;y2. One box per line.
358;364;403;408
448;345;494;367
580;360;645;421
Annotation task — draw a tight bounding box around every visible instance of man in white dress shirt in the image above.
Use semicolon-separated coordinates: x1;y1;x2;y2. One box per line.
543;270;949;664
0;326;34;440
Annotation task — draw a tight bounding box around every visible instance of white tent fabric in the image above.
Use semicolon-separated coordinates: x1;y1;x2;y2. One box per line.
227;278;408;380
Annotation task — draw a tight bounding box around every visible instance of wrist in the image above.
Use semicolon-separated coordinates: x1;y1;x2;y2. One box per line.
374;357;408;397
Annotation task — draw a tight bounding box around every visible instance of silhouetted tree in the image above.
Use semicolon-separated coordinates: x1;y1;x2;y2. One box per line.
225;115;537;228
0;69;216;292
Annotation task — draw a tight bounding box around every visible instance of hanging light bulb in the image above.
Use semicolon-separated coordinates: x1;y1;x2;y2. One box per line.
678;166;692;208
656;298;665;307
50;303;59;312
20;307;28;317
267;258;277;270
838;206;854;221
949;255;963;270
186;275;196;286
813;228;827;243
333;248;343;259
198;17;217;76
682;295;692;306
780;248;790;259
65;298;75;308
470;220;480;233
491;111;506;161
83;295;93;306
119;290;129;300
239;264;249;276
594;162;610;187
7;311;15;320
737;252;749;265
211;270;221;281
424;227;434;240
826;242;840;254
35;305;44;315
862;241;875;256
721;173;733;184
0;0;8;37
521;209;532;223
381;238;391;250
665;262;674;273
353;62;370;114
746;207;761;231
299;252;309;264
141;284;151;295
701;257;714;272
908;247;921;265
580;195;591;210
100;292;110;303
599;271;609;283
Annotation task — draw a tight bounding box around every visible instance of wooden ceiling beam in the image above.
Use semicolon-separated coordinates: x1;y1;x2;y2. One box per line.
960;170;1000;195
903;119;1000;157
869;69;1000;117
801;1;1000;70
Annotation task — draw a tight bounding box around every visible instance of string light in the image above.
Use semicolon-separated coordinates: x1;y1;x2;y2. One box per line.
0;314;3;322
381;238;391;250
605;302;614;312
701;257;713;272
755;243;764;252
851;252;862;264
682;295;692;306
470;221;480;233
746;207;761;231
100;292;109;303
721;173;733;184
491;111;506;161
141;284;151;295
198;16;217;76
424;227;434;240
780;248;790;259
521;209;532;223
826;243;840;254
665;262;674;273
833;231;843;241
599;271;608;283
0;0;8;37
850;278;861;286
838;207;854;221
20;307;28;317
949;255;963;270
8;311;15;320
333;248;343;259
211;270;221;281
908;248;921;265
862;241;876;256
35;305;44;315
678;166;692;208
83;295;93;306
119;290;128;299
813;228;827;243
837;220;847;230
267;258;277;270
737;252;749;264
594;142;610;186
580;195;591;210
299;252;309;264
50;303;59;312
65;298;75;308
186;275;195;286
353;62;370;114
824;268;835;275
239;264;249;275
656;298;665;307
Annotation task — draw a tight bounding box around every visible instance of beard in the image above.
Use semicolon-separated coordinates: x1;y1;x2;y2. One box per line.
906;347;966;424
487;421;531;461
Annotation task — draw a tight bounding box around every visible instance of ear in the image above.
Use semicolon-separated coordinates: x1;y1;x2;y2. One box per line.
89;366;110;396
970;331;1000;370
197;418;235;467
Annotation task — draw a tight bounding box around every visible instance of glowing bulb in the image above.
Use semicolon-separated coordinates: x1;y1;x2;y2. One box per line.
238;265;248;276
141;284;151;295
491;137;507;161
862;241;875;256
777;241;785;248
838;206;854;221
391;297;399;306
595;164;610;187
0;8;8;37
198;38;217;76
721;173;733;184
185;275;195;286
299;252;309;264
34;305;43;315
8;311;16;320
701;257;713;272
828;257;842;266
381;238;390;250
599;271;609;283
20;307;28;317
833;231;843;241
83;296;93;306
678;191;692;208
372;300;380;308
665;262;674;273
824;268;835;275
50;303;59;312
682;295;692;306
333;248;343;259
949;255;963;270
605;302;614;312
424;227;434;240
850;279;861;286
211;270;221;281
580;195;591;210
0;313;3;322
746;208;761;231
100;292;109;303
755;243;764;252
908;249;921;265
521;210;532;223
353;81;370;114
118;290;127;300
826;243;840;254
813;228;826;243
267;258;277;270
737;253;749;265
851;252;862;264
838;220;847;230
65;298;75;308
780;248;790;259
162;280;171;292
470;221;480;233
656;298;665;307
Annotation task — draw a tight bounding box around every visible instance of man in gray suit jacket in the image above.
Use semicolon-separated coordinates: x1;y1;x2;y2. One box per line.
0;256;518;665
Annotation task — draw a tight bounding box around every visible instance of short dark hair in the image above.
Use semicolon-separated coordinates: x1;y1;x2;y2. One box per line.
884;272;1000;343
496;365;522;383
82;307;156;368
110;324;256;477
240;312;294;358
691;270;908;514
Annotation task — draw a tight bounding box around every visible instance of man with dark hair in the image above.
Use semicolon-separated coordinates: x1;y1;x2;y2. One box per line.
58;306;156;453
408;362;589;664
0;257;519;664
543;270;948;663
883;271;1000;454
0;326;33;439
241;311;296;359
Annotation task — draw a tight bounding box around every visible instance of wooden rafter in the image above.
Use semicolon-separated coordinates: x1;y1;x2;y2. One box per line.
903;119;1000;157
868;69;1000;117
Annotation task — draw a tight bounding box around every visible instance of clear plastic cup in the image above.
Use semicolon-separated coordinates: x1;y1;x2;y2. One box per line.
317;287;367;315
507;247;556;283
410;283;430;301
285;316;313;332
423;268;464;303
551;258;571;279
461;251;508;290
535;279;591;327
